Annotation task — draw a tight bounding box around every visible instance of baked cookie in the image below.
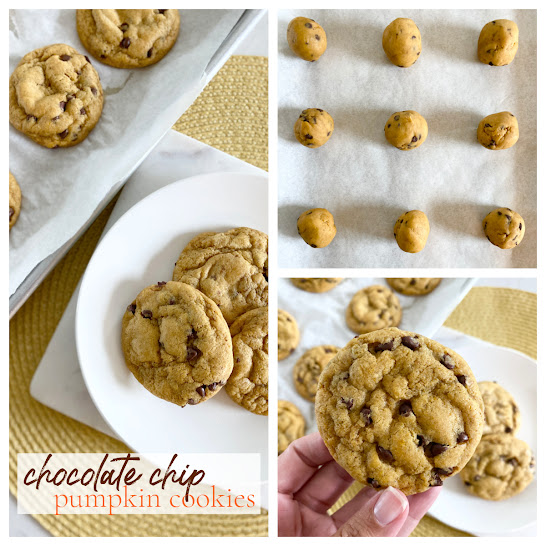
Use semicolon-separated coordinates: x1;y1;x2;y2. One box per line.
76;9;180;68
226;308;268;416
9;172;21;230
278;400;306;455
316;327;485;495
386;278;441;296
287;17;327;62
394;210;430;253
294;108;334;148
290;278;343;293
477;112;519;150
121;281;233;407
483;207;525;249
293;345;340;402
478;19;518;66
385;111;428;150
297;208;337;248
479;381;520;436
460;434;535;500
278;309;300;360
9;44;104;148
172;227;268;325
382;18;422;67
346;285;402;334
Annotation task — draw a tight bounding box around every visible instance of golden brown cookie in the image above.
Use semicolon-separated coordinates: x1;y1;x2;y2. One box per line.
346;285;402;334
479;381;521;436
483;207;525;249
293;345;340;402
290;278;343;293
316;327;485;495
386;278;441;296
226;308;268;416
287;17;327;61
9;172;21;230
121;281;233;407
9;44;103;148
278;309;300;360
76;9;180;68
278;400;306;455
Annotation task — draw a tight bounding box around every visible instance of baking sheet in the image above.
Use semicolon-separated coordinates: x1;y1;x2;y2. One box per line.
9;9;245;296
278;9;537;268
278;276;475;433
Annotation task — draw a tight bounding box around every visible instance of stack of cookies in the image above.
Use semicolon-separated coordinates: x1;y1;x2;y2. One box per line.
121;227;269;415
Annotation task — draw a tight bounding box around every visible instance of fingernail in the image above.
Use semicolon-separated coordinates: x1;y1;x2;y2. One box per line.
373;487;407;526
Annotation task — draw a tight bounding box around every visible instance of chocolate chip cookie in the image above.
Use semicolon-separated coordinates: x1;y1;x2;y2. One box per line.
460;434;535;500
346;285;402;334
226;308;268;416
479;381;521;436
9;44;104;148
278;309;300;360
290;278;343;293
315;327;485;495
76;9;180;68
9;172;21;230
121;281;233;407
293;345;340;402
386;278;441;296
278;400;306;455
172;227;268;326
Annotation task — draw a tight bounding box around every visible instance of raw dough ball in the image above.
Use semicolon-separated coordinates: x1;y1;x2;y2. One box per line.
294;108;334;148
382;18;422;67
385;110;428;150
478;19;519;66
483;207;525;249
287;17;327;62
477;112;519;150
297;208;337;248
394;210;430;253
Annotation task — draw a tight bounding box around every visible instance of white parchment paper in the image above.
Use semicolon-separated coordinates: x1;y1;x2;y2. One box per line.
278;9;536;268
9;9;244;295
278;277;475;433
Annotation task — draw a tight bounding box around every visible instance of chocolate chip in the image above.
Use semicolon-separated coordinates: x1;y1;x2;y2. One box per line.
433;467;454;476
507;457;518;467
484;123;492;128
59;101;67;111
505;426;512;433
456;374;467;386
188;328;198;340
376;445;394;463
127;303;136;314
464;481;472;486
26;115;37;122
120;37;131;48
430;475;443;487
411;136;418;142
187;347;202;361
187;398;198;405
399;400;413;416
147;48;153;58
424;442;448;457
360;406;372;425
9;207;14;220
158;9;168;14
417;435;425;446
315;34;320;40
440;353;455;369
58;129;69;138
236;357;241;363
457;432;469;443
60;54;71;61
91;87;98;96
80;107;86;115
505;214;512;221
311;244;317;248
157;281;167;286
52;116;60;122
376;340;394;351
208;382;218;391
412;35;416;39
141;309;153;319
394;115;400;121
367;477;380;488
168;298;176;305
305;22;312;28
305;134;313;139
340;397;353;410
196;386;206;397
84;55;91;64
489;62;493;66
401;336;419;350
120;23;129;31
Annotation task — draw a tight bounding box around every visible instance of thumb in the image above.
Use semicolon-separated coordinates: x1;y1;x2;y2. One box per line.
334;487;409;537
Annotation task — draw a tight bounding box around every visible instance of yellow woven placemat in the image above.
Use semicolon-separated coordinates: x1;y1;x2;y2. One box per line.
330;286;536;537
9;55;268;537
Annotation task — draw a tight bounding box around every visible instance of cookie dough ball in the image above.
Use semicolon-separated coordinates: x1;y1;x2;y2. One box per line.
477;112;519;150
278;309;300;360
478;19;519;66
9;172;21;230
394;210;430;253
278;400;306;455
386;278;441;296
479;381;521;435
382;18;422;67
483;207;525;249
293;345;340;402
346;285;402;334
287;17;327;62
294;108;334;148
385;111;428;150
297;208;336;248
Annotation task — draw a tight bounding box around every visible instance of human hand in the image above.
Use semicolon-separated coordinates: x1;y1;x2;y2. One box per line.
278;432;441;537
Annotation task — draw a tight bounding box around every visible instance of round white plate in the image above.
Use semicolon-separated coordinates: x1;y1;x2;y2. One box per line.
75;172;268;481
429;328;537;536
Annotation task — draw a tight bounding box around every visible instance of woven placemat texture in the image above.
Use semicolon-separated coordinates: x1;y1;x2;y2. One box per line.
9;55;268;537
173;55;268;171
329;286;536;537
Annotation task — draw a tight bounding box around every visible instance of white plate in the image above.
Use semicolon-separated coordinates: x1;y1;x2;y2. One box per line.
429;328;537;536
75;172;268;481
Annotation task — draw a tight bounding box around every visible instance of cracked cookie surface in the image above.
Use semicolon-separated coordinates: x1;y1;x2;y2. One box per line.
346;285;402;334
121;281;233;407
278;400;306;454
293;345;340;402
278;309;300;360
290;278;343;293
460;433;534;500
479;381;520;435
315;327;485;495
172;227;268;326
226;307;268;416
9;44;103;148
387;278;441;296
76;9;180;68
9;172;21;230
